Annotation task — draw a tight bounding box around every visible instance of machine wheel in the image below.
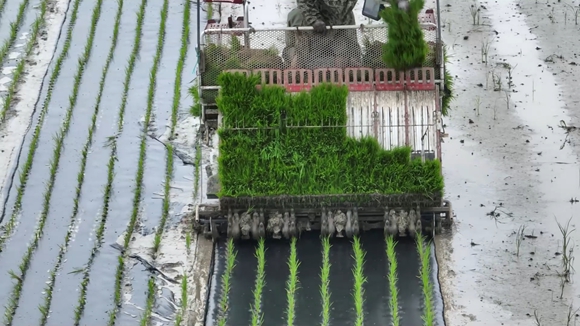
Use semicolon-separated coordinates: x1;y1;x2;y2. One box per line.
210;219;220;241
203;222;211;240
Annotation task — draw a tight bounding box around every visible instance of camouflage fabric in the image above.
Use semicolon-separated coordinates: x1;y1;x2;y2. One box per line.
283;5;362;69
297;0;358;26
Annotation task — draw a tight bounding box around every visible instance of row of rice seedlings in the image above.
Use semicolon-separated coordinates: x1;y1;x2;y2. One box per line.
385;235;400;326
113;0;169;323
39;0;123;325
0;0;30;75
0;0;43;122
174;274;188;326
69;0;144;323
286;238;300;326
0;0;83;253
319;236;331;326
140;1;170;322
0;0;6;20
416;233;434;326
250;238;266;326
217;238;238;326
0;0;46;319
153;0;188;253
352;236;367;326
3;0;103;322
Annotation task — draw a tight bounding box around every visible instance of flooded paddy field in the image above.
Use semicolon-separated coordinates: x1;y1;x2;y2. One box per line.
205;231;445;326
0;0;580;324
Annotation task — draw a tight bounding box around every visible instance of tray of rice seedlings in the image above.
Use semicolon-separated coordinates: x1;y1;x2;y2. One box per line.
320;237;332;326
352;236;367;326
215;73;443;206
416;233;434;326
285;238;300;326
250;239;266;326
386;235;400;326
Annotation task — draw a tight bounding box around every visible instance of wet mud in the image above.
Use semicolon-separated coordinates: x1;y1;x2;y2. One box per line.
11;0;119;324
43;0;139;323
0;0;93;315
81;0;164;323
436;0;580;324
205;231;440;326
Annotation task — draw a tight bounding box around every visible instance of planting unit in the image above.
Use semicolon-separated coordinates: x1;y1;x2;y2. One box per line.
194;0;452;241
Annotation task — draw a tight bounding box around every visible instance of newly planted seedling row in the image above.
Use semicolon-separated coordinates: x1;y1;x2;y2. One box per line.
6;1;102;325
67;1;125;324
109;0;169;323
34;0;109;323
0;0;31;85
250;238;266;326
416;233;434;326
171;3;192;323
0;0;45;122
320;237;332;326
138;1;170;325
217;239;238;326
286;238;300;326
386;235;400;326
0;0;83;255
62;0;149;323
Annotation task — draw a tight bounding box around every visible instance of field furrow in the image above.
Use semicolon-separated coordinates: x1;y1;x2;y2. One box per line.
1;0;105;322
42;1;132;325
0;0;83;316
75;0;149;323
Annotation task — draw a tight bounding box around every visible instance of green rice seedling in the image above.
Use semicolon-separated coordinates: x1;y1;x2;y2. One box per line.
385;235;400;326
65;0;135;323
352;236;366;326
250;238;266;326
2;0;104;322
174;273;189;326
140;277;156;326
189;83;202;117
151;0;171;257
215;73;444;201
320;236;332;326
380;0;429;70
0;0;31;80
286;238;300;326
217;238;238;326
35;0;109;322
0;0;83;254
0;0;7;19
416;233;434;326
116;0;168;324
0;0;46;122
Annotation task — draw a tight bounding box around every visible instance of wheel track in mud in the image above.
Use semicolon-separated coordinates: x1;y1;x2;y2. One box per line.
0;0;81;254
32;0;124;325
1;0;106;322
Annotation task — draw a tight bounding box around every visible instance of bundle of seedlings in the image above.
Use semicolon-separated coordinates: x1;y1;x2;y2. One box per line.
216;73;444;202
380;0;430;70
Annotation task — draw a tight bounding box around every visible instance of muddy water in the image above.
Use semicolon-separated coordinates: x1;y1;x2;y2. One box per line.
79;0;164;324
11;0;118;324
0;0;93;315
43;0;138;324
205;231;439;326
436;0;580;324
